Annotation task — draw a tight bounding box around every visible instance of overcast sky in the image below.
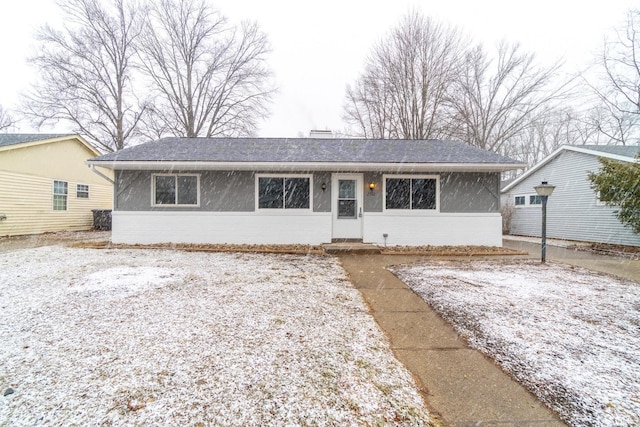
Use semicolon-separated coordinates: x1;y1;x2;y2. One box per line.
0;0;636;137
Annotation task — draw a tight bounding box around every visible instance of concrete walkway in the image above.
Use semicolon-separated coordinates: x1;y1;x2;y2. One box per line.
338;253;567;427
339;240;640;426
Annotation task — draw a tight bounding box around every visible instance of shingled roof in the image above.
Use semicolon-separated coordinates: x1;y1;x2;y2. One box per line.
579;144;640;158
89;137;525;172
0;133;75;148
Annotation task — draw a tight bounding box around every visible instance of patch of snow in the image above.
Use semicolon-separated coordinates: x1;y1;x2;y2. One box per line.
0;247;428;426
72;267;178;298
391;259;640;427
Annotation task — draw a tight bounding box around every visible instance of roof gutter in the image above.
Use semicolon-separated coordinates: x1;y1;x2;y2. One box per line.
85;160;527;173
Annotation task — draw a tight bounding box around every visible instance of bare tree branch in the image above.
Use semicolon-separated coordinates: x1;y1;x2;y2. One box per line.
137;0;275;138
343;10;467;139
21;0;146;152
505;107;597;167
0;105;15;132
449;41;571;153
586;8;640;145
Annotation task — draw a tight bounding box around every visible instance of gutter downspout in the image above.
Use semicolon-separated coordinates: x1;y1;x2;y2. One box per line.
88;164;114;184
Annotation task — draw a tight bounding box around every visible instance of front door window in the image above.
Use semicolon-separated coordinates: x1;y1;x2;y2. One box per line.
337;180;357;219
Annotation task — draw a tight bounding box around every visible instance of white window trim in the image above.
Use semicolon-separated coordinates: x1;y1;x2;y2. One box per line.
514;193;542;208
151;173;201;207
76;183;90;199
255;173;314;213
383;174;440;214
53;180;68;211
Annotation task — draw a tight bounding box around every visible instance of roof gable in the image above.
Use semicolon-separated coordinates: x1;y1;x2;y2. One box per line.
88;137;525;172
0;133;100;156
501;144;640;193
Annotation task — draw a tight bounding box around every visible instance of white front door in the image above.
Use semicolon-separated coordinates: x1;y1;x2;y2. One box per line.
331;173;363;240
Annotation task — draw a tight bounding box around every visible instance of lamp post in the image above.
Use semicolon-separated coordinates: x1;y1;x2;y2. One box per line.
534;181;555;263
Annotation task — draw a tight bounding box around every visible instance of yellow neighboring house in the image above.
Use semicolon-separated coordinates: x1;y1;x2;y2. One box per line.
0;134;113;236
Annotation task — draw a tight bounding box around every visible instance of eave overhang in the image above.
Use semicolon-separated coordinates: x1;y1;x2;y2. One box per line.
86;160;527;173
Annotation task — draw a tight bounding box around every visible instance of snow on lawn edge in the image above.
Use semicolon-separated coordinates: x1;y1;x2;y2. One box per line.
390;259;640;427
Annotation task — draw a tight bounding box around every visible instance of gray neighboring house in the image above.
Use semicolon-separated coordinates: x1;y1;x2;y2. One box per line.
87;137;525;246
501;144;640;247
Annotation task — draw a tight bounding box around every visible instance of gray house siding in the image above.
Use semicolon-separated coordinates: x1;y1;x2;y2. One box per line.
441;173;500;213
115;170;333;212
504;150;640;246
363;172;383;212
115;170;501;214
115;170;255;212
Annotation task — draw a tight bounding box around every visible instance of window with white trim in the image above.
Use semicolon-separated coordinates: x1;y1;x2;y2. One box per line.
153;174;199;206
76;184;89;199
53;180;68;211
514;194;542;207
529;195;542;205
384;175;438;210
257;175;311;210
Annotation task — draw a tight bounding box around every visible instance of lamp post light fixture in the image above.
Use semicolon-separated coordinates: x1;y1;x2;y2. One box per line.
534;181;555;263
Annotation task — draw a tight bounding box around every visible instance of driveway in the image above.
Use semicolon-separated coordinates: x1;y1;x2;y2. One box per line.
502;236;640;282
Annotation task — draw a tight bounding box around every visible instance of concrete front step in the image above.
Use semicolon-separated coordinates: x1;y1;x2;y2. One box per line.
323;243;381;254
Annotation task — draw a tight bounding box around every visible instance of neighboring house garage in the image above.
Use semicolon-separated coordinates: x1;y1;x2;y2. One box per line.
501;145;640;247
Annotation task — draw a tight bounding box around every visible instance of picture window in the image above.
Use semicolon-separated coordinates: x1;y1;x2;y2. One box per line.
385;176;437;210
257;176;311;210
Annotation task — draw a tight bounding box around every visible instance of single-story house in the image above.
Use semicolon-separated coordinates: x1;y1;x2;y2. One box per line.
501;144;640;247
87;137;525;246
0;134;113;236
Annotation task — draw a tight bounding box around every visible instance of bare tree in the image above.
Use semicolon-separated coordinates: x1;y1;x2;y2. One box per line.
137;0;274;138
0;105;15;131
344;11;467;139
505;107;595;166
449;41;569;154
586;9;640;145
23;0;145;152
584;101;640;145
343;66;396;138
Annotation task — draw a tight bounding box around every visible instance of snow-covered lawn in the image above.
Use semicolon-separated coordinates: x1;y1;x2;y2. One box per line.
390;259;640;427
0;247;428;426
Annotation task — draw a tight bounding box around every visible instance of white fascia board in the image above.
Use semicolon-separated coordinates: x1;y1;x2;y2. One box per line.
501;144;638;193
85;160;526;173
501;147;564;193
